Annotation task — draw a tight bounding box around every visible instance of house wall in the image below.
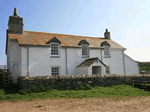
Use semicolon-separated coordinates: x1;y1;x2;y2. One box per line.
102;49;125;74
20;46;127;78
66;48;88;75
7;39;21;83
7;39;10;70
124;54;139;74
20;47;103;76
21;47;27;76
89;48;102;60
76;67;88;75
21;46;66;76
19;44;139;80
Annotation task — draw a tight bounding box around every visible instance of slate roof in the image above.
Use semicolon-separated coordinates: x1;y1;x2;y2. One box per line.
77;57;106;67
8;31;126;49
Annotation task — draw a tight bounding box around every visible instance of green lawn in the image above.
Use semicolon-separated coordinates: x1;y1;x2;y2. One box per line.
0;84;150;101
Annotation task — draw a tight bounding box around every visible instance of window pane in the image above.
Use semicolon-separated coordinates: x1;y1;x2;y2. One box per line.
51;67;59;76
51;43;59;56
82;46;88;56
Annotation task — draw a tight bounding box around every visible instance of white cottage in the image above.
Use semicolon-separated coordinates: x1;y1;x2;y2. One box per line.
6;8;139;84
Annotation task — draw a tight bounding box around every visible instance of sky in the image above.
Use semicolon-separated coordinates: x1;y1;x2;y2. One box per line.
0;0;150;65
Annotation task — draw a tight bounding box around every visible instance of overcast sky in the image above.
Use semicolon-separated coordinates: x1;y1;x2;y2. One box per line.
0;0;150;65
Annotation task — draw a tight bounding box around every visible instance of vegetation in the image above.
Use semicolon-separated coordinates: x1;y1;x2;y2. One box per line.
140;66;150;71
0;84;150;101
137;61;150;71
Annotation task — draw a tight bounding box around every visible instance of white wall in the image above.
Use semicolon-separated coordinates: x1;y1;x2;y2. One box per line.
102;49;125;74
66;48;88;75
21;47;27;76
21;46;66;76
8;39;21;83
124;54;139;74
20;46;127;77
76;67;88;75
20;47;103;76
89;49;102;59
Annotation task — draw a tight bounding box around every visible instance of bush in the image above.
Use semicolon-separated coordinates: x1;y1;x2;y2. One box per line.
0;89;5;100
19;90;31;95
19;85;53;95
75;84;92;90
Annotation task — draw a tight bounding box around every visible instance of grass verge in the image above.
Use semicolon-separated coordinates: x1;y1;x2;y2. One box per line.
0;84;150;101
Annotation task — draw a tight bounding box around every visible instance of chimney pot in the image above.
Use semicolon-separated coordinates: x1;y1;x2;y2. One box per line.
13;8;17;16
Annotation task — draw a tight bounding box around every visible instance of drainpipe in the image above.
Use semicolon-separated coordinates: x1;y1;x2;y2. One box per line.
122;50;126;74
65;48;68;75
101;49;103;61
27;47;29;76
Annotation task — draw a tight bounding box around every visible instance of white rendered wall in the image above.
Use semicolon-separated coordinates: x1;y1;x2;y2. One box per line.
66;48;88;75
21;47;66;76
89;48;102;60
76;67;88;75
124;54;139;74
102;49;125;74
21;47;27;76
8;40;21;84
20;46;132;78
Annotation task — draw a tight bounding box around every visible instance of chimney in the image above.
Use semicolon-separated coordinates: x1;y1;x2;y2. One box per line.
8;8;24;34
104;29;110;39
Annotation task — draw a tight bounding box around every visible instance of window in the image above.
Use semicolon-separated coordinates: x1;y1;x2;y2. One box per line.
106;66;110;74
104;46;110;57
82;45;89;57
51;43;59;56
51;67;59;76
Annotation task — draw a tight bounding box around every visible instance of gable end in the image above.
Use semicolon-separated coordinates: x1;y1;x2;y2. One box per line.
100;41;110;47
78;39;89;45
46;37;61;44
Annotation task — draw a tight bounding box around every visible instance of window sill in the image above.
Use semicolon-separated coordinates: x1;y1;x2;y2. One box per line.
104;55;111;58
50;56;60;58
82;55;89;58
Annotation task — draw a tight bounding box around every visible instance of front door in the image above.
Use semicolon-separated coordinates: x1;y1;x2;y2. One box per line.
92;66;101;75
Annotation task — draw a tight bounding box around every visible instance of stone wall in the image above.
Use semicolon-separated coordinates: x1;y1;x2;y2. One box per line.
17;74;150;90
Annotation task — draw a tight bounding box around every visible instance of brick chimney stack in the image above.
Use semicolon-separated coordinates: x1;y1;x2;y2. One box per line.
8;8;24;34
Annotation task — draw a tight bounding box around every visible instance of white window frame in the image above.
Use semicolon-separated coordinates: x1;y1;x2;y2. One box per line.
104;46;110;58
50;43;59;56
106;66;110;74
51;66;60;76
82;44;89;58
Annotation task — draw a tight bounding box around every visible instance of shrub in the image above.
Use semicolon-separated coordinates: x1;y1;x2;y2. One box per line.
75;84;92;90
19;85;53;95
0;89;5;100
19;90;30;95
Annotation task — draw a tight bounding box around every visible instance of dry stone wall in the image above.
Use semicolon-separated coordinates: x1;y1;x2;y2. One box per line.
17;74;150;90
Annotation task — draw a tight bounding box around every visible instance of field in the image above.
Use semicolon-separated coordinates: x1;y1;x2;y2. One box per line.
0;84;150;101
1;84;150;112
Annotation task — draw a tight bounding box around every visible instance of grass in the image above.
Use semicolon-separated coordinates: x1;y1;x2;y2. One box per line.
0;84;150;101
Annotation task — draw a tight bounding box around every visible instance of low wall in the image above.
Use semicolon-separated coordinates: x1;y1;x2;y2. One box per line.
17;74;150;90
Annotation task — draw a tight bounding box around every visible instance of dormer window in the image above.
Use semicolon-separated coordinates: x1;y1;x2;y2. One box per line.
104;46;110;57
78;39;89;58
101;41;111;58
82;45;89;57
46;37;61;58
51;43;59;56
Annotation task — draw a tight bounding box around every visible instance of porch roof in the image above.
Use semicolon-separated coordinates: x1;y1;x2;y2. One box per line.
77;57;106;67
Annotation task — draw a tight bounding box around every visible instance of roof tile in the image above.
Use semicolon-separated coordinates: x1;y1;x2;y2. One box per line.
8;31;125;49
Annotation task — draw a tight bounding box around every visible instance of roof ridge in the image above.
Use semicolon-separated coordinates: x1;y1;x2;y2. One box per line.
23;30;105;39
